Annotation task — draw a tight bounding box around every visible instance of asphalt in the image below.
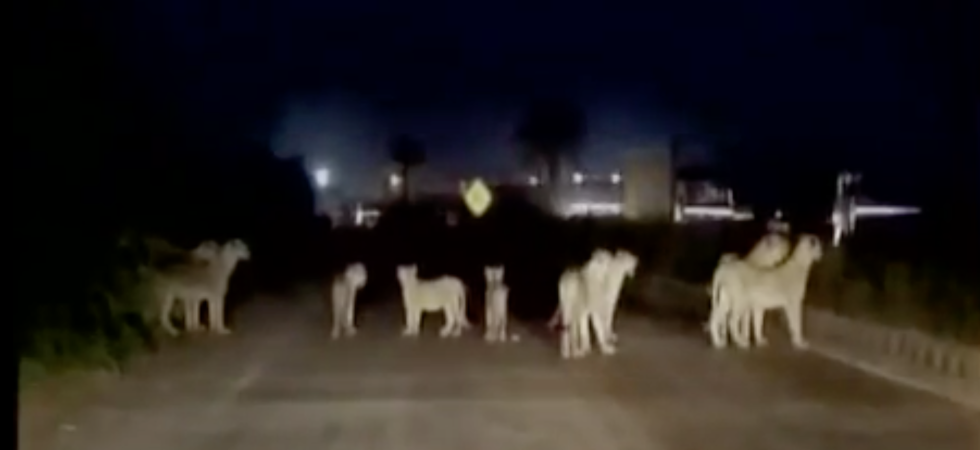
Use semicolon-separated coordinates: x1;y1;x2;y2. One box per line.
20;285;980;450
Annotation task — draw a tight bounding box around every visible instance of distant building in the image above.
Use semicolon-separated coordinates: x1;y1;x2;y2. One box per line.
671;165;753;223
622;143;674;221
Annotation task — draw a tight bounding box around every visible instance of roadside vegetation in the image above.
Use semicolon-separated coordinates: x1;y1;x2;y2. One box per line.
573;218;978;346
807;220;979;345
18;231;159;390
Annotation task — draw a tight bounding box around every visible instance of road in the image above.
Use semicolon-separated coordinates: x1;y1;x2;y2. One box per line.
20;286;980;450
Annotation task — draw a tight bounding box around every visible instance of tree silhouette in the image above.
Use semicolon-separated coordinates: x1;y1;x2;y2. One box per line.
514;98;587;208
388;134;427;202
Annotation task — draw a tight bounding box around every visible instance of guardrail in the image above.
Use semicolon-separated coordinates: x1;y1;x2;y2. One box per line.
636;276;980;410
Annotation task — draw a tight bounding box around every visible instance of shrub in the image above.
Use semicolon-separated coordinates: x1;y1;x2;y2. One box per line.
800;241;977;345
18;233;159;390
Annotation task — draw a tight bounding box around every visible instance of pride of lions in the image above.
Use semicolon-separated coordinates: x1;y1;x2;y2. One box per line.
137;231;823;359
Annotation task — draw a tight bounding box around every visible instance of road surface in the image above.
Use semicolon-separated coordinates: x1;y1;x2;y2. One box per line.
20;286;980;450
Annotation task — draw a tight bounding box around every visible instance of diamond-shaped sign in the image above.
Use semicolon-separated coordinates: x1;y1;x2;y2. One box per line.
461;178;493;217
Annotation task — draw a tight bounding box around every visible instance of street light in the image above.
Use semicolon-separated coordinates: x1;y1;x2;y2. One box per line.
528;175;540;186
313;167;330;189
572;172;584;185
610;172;622;184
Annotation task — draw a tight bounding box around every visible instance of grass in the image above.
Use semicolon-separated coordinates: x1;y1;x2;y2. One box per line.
808;246;979;346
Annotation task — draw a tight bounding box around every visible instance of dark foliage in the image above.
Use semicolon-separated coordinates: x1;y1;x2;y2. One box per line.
387;134;427;201
513;97;587;187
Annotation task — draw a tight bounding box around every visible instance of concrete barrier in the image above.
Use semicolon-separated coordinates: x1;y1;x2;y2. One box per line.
638;276;980;410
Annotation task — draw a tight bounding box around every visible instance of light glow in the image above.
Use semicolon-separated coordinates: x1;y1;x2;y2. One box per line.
354;204;380;227
388;173;403;189
572;172;584;184
528;175;540;186
610;172;622;184
565;201;623;217
313;168;330;188
681;206;754;221
854;205;922;217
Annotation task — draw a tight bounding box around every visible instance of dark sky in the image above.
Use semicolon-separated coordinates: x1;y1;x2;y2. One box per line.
37;0;980;205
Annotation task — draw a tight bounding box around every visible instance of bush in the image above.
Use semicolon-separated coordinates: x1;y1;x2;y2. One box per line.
18;233;159;390
797;244;978;345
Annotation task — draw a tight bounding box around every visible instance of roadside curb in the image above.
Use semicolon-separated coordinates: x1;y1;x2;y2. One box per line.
805;309;979;411
645;276;980;411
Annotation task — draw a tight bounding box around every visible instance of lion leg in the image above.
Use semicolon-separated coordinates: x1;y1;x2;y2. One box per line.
185;300;197;332
439;307;456;338
484;310;498;342
402;306;421;337
344;293;357;337
574;310;592;358
330;304;343;339
160;298;180;337
784;304;808;350
591;309;616;356
190;299;205;332
752;308;768;347
563;315;585;359
560;322;574;359
210;297;231;335
498;305;510;342
729;307;752;349
457;294;471;331
559;301;577;358
707;298;728;349
603;303;619;345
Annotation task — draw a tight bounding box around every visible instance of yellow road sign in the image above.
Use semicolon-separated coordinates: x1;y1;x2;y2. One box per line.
461;178;493;217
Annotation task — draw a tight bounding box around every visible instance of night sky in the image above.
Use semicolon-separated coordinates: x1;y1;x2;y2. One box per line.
25;0;979;210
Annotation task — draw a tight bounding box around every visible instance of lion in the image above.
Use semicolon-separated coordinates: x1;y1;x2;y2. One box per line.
596;250;638;344
396;265;470;338
708;234;823;350
558;249;615;359
329;263;368;339
483;266;519;343
151;239;250;336
704;232;791;337
547;248;637;342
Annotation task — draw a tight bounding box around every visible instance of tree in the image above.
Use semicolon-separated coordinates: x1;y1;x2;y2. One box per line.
514;98;587;209
388;134;427;202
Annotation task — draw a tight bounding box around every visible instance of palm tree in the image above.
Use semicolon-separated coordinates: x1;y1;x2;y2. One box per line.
514;98;587;210
388;134;427;202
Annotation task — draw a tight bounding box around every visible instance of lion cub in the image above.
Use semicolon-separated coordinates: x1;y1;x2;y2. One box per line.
484;266;519;343
329;263;368;339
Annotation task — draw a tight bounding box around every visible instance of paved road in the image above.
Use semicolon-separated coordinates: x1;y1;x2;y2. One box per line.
21;286;980;450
